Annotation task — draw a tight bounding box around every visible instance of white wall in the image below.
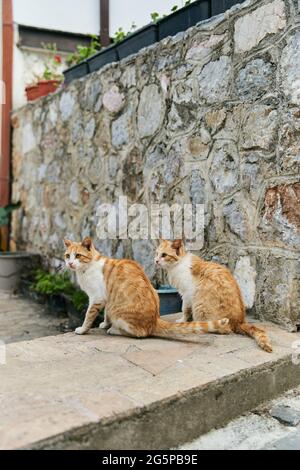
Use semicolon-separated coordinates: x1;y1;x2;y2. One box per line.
109;0;187;35
13;25;68;110
13;0;189;38
13;0;100;35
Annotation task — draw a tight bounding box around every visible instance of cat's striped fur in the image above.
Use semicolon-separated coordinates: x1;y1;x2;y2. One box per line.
64;237;231;339
155;239;272;353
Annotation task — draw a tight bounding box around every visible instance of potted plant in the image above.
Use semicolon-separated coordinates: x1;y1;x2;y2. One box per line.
25;44;64;101
64;35;101;84
0;203;37;292
157;285;182;316
28;269;103;327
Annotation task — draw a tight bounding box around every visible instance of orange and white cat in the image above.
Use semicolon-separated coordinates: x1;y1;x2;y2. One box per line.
64;237;231;339
155;240;272;352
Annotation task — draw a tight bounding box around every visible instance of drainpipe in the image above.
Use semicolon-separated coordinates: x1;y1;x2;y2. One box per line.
1;0;13;249
100;0;110;47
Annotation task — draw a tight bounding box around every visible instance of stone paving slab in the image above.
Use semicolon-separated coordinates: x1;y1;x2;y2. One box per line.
1;314;300;450
0;293;68;344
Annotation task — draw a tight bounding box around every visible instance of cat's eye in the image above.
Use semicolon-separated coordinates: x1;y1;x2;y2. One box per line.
161;253;167;258
75;254;81;259
66;254;70;259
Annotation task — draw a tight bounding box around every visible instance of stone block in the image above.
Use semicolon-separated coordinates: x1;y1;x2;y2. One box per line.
234;0;286;53
270;405;300;426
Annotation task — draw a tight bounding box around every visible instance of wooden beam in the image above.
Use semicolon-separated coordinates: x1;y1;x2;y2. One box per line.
18;25;93;53
100;0;110;47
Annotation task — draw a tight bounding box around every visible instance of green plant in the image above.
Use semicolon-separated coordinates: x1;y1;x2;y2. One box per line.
113;27;127;43
33;270;74;296
151;11;160;23
70;289;89;311
112;22;137;44
32;270;88;311
66;35;101;67
0;202;21;228
150;1;194;23
0;202;21;252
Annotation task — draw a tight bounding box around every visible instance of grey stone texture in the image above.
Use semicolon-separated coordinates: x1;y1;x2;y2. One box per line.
1;308;300;450
11;0;300;330
270;404;300;426
179;386;300;450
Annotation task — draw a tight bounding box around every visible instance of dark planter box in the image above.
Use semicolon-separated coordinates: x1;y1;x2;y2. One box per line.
88;44;119;73
157;286;182;316
117;24;158;60
63;61;89;84
19;278;47;304
211;0;244;16
19;279;67;317
158;0;211;40
46;294;67;317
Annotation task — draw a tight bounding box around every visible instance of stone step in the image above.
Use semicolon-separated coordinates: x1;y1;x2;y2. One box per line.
1;314;300;450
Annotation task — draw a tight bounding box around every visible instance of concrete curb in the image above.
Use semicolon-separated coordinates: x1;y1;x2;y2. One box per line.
28;355;300;450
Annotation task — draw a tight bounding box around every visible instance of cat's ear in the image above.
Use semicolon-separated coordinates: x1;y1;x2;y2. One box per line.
171;239;183;255
63;239;72;248
82;237;93;251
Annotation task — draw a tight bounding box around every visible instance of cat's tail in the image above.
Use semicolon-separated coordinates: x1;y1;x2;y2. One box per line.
153;317;231;339
234;322;273;353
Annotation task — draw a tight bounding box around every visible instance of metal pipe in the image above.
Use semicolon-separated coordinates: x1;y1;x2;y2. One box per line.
1;0;14;250
1;0;13;208
100;0;110;47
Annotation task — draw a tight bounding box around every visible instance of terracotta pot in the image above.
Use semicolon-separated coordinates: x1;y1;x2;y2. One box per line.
25;84;40;102
25;80;61;102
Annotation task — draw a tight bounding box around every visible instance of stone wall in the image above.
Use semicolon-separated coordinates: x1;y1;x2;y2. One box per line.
11;0;300;330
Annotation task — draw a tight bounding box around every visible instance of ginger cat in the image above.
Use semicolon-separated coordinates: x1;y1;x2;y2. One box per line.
155;240;272;352
63;237;230;339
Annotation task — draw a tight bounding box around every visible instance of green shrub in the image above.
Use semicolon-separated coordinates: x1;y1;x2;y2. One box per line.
32;270;88;311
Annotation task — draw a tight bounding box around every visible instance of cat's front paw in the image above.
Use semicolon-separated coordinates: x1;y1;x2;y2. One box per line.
176;316;185;323
75;327;87;335
99;322;110;330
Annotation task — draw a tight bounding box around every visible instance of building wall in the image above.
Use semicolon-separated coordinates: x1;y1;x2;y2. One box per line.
13;0;100;35
11;0;300;330
12;0;100;109
109;0;184;35
11;0;187;109
13;26;68;110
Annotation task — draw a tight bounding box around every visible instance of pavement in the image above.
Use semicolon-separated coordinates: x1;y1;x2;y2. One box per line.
1;294;300;450
0;293;69;344
178;387;300;450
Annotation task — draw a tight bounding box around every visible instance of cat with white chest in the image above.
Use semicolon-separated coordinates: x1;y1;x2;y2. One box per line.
64;237;231;339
